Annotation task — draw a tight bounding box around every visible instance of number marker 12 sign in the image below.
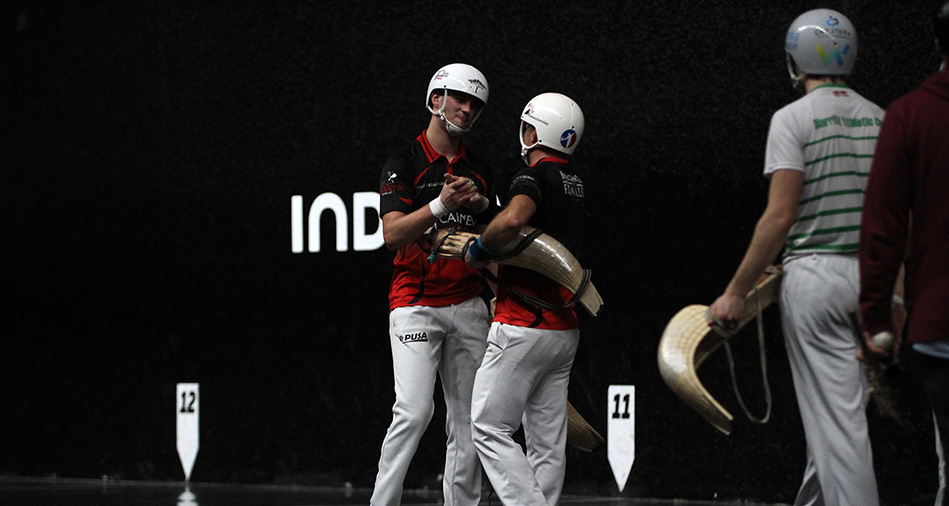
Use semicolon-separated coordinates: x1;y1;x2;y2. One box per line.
176;383;199;481
607;385;635;492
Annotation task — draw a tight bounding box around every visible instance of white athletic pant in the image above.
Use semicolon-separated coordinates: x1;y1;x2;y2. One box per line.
781;254;879;506
935;411;946;506
471;322;580;506
370;297;490;506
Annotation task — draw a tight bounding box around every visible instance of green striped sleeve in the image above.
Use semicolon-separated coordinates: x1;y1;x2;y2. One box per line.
786;243;860;254
804;152;874;167
787;225;861;242
795;206;863;223
803;134;878;148
799;189;864;205
803;171;870;186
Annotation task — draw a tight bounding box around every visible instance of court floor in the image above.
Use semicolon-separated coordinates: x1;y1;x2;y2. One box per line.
0;476;788;506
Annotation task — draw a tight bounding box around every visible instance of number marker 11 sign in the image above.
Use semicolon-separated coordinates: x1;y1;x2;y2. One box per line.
607;385;635;492
176;383;199;481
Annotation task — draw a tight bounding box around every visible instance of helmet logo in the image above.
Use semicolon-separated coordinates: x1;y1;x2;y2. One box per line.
523;104;549;126
560;129;578;149
434;70;449;81
785;31;800;50
826;16;839;27
468;79;487;94
816;43;850;67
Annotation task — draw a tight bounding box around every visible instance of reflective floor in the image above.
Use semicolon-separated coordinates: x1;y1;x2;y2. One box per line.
0;476;788;506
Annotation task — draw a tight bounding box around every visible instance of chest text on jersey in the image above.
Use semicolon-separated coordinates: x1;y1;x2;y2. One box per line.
440;211;477;228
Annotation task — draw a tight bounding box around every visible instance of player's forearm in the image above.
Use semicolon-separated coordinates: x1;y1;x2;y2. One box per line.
480;195;536;251
382;207;442;250
480;214;522;250
726;212;792;296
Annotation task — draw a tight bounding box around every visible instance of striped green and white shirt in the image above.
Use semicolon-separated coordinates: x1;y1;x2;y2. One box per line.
764;84;884;257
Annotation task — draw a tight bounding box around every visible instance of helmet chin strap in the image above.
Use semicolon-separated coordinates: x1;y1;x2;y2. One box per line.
443;117;468;137
786;54;807;94
519;122;538;166
427;90;474;137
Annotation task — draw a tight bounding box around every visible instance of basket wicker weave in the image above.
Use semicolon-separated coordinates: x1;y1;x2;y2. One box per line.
567;401;603;452
657;267;782;434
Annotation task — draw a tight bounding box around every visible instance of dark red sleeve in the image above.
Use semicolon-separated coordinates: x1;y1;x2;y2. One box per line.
859;104;912;334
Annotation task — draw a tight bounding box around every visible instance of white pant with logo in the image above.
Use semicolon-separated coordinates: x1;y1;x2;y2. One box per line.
781;254;878;506
370;296;490;506
471;322;580;506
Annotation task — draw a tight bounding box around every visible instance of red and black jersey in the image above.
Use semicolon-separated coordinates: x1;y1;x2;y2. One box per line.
494;157;586;330
379;130;497;310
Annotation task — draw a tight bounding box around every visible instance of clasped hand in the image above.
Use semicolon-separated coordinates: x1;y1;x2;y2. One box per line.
440;173;482;211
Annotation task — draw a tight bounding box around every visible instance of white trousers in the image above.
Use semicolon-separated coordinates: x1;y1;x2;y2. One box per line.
781;254;879;506
370;297;490;506
471;322;580;506
935;411;946;506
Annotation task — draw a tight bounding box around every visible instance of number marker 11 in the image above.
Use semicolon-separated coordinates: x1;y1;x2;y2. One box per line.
607;385;635;493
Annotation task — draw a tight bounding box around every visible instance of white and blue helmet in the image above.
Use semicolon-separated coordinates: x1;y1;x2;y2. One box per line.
518;92;584;164
785;9;858;83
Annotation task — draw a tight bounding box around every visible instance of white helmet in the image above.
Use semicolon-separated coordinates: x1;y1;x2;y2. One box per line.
425;63;489;136
519;92;584;164
785;9;858;87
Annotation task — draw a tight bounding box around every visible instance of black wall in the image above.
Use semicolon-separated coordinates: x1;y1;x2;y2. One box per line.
3;1;942;504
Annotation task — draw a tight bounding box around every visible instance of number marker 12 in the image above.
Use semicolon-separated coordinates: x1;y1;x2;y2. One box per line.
176;383;199;481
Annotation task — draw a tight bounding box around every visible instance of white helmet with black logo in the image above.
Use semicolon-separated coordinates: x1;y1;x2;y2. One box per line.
519;92;584;164
785;9;858;88
425;63;489;136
